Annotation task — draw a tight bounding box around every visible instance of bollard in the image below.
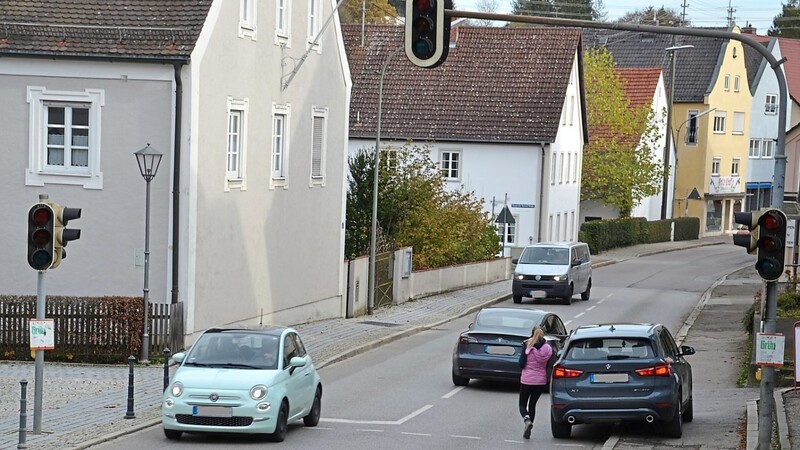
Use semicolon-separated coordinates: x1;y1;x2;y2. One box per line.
124;356;136;419
18;379;28;449
163;348;171;392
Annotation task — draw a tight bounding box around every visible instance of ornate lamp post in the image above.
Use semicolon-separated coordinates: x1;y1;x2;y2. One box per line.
134;144;162;362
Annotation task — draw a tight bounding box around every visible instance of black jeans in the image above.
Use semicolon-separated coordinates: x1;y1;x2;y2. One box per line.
519;383;548;420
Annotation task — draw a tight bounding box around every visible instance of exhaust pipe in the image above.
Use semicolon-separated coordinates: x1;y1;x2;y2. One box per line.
645;415;654;423
567;416;576;424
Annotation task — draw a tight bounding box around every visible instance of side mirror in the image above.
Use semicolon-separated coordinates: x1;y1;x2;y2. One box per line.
172;352;186;364
571;259;581;267
680;345;696;356
512;258;519;264
289;355;307;367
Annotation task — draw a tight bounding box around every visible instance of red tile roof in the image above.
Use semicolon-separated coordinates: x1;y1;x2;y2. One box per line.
752;35;800;104
589;67;661;144
343;25;583;143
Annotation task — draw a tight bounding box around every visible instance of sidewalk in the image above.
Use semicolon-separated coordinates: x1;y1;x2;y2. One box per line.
0;235;779;450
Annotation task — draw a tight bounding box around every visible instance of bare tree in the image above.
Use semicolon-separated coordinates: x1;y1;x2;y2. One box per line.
471;0;499;27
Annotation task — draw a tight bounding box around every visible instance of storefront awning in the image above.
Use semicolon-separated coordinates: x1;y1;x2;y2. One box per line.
746;182;772;189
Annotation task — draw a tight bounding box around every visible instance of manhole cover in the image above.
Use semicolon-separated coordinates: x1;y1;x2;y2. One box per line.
361;321;400;327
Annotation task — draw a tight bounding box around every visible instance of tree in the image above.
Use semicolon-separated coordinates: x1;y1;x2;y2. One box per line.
345;142;501;269
467;0;499;27
769;0;800;38
511;0;602;21
339;0;399;24
581;47;664;217
616;6;685;26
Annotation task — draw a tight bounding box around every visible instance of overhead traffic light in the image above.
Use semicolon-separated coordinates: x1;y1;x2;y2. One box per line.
733;210;763;254
27;203;55;270
755;209;787;281
50;203;82;269
405;0;452;68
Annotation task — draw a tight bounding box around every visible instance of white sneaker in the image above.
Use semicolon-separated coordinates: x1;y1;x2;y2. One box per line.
523;417;533;439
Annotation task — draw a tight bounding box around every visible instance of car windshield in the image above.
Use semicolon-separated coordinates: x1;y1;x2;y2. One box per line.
184;332;281;370
519;247;569;265
565;338;653;360
474;310;539;333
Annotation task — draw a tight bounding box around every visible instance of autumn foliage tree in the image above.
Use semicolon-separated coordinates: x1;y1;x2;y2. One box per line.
339;0;399;24
345;142;500;269
582;47;664;217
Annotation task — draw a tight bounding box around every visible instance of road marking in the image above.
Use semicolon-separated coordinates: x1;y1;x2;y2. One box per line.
397;404;434;424
357;428;385;432
574;312;585;318
442;387;464;399
308;426;335;430
564;320;572;326
503;439;523;443
321;404;433;425
452;435;481;439
402;432;432;436
586;305;596;311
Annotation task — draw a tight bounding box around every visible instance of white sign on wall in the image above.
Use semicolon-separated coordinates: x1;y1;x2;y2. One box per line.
29;319;55;351
787;219;796;248
755;332;785;367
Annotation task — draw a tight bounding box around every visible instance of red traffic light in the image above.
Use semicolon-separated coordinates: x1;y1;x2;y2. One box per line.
760;214;781;231
415;0;433;12
31;207;51;225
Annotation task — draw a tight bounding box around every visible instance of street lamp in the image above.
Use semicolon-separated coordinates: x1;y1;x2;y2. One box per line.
661;43;694;220
134;144;162;362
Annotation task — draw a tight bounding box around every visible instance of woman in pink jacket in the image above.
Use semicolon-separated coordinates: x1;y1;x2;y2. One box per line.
519;326;553;439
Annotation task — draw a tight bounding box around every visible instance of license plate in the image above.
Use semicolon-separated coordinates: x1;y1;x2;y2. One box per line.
591;373;629;383
193;405;233;417
530;290;546;298
485;345;516;355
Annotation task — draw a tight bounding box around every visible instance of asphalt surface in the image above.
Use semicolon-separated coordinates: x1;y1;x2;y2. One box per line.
0;236;792;450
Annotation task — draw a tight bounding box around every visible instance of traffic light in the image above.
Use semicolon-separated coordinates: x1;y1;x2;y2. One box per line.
755;209;787;281
50;203;82;269
405;0;452;68
27;203;55;270
733;210;763;254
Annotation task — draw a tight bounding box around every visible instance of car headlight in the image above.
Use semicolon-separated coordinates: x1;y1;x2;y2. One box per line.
515;274;524;280
250;385;268;400
170;381;183;397
553;274;567;281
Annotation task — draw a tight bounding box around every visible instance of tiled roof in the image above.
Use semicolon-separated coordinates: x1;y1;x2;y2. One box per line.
582;28;726;103
589;68;661;144
0;0;212;59
343;25;583;143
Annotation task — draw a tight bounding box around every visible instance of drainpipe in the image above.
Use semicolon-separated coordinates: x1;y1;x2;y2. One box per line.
171;63;183;304
538;142;547;242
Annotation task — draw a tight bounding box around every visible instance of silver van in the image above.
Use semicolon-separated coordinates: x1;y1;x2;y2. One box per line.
511;242;592;305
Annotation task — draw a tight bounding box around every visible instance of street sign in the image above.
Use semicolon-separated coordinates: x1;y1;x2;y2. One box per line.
755;332;785;367
788;219;796;248
29;319;54;351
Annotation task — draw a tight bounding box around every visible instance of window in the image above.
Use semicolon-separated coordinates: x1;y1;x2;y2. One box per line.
26;86;104;189
558;153;564;183
749;139;761;158
732;111;745;134
556;214;561;240
569;95;575;126
573;152;579;182
734;75;740;92
566;153;571;183
765;94;778;114
713;111;726;133
440;150;461;180
383;147;398;171
731;158;740;176
763;139;774;158
498;219;517;244
570;211;576;240
310;108;327;184
272;103;290;186
239;0;257;39
548;214;554;240
712;157;721;176
308;0;321;45
723;74;730;91
686;110;699;145
551;151;557;184
276;0;289;39
226;97;248;190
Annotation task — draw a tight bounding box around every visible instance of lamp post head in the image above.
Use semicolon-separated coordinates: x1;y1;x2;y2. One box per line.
135;144;163;183
665;44;694;52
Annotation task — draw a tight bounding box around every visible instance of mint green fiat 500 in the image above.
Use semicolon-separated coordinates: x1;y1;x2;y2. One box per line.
162;326;322;442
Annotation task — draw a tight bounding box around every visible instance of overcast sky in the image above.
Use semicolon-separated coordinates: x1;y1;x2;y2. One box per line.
454;0;787;34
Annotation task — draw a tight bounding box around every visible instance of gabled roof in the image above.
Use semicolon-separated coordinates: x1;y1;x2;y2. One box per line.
0;0;211;60
589;68;661;144
749;34;800;105
343;25;585;144
582;28;727;103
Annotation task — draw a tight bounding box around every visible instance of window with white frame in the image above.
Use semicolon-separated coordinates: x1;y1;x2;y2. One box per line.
723;74;730;91
226;97;248;189
439;150;461;180
558;153;564;183
561;98;567;125
566;153;571;183
26;86;104;189
569;95;575;126
383;147;398;171
732;111;745;134
555;213;561;240
765;94;777;114
713;111;726;133
731;158;740;176
498;218;517;244
763;139;775;158
272;103;290;184
308;0;321;46
712;157;721;175
548;214;554;240
276;0;289;39
749;139;761;158
551;151;557;184
310;108;326;184
239;0;257;39
570;211;576;240
573;152;579;182
734;75;740;92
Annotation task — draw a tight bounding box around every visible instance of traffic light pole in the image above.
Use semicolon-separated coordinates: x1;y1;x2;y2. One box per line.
33;270;45;434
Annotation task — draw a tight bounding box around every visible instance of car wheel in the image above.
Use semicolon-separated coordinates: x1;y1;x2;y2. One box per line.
268;400;289;442
163;428;182;440
513;294;523;304
551;414;571;438
682;395;693;422
663;395;683;438
452;370;470;386
581;280;591;301
562;285;573;305
303;386;322;427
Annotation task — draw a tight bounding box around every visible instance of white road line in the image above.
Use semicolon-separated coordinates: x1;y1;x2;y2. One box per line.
564;320;572;326
402;432;432;436
586;305;596;311
442;386;464;399
574;312;585;318
503;439;523;443
307;427;335;430
553;443;588;447
397;404;434;424
451;435;481;439
321;404;433;425
356;428;385;433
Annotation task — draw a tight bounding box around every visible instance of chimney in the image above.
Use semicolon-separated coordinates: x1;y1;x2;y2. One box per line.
742;22;757;35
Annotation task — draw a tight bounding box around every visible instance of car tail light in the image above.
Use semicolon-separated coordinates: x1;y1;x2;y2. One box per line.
552;364;583;378
458;334;478;344
635;362;672;377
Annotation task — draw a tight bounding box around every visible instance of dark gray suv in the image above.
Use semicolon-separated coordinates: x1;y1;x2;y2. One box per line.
549;323;695;439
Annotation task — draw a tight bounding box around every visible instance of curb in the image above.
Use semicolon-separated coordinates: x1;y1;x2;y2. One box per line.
747;398;759;450
73;418;161;450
